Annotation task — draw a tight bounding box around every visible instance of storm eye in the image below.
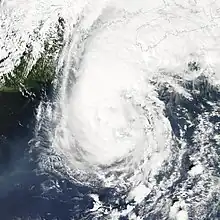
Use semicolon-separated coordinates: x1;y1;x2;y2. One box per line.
187;61;200;72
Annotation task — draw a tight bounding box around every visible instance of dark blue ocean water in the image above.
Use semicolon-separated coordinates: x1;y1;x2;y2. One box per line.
0;91;90;220
0;91;127;220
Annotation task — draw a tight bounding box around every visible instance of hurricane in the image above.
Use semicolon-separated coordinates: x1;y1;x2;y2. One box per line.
1;0;220;219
